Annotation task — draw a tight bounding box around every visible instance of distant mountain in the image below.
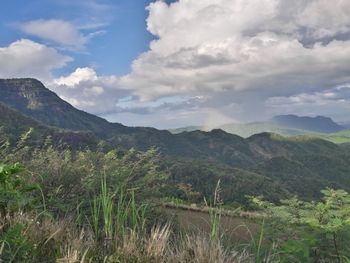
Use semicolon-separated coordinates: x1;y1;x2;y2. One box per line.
169;126;207;134
170;115;346;139
170;122;325;138
272;114;344;133
1;78;350;201
338;122;350;129
217;122;310;137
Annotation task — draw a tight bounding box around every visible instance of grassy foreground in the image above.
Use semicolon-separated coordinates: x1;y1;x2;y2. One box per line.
0;142;350;262
0;164;269;263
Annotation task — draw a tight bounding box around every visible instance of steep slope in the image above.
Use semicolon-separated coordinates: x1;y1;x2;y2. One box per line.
247;133;350;199
0;102;97;149
0;79;130;138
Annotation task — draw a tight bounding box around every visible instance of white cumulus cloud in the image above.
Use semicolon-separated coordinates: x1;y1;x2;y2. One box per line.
49;67;129;114
0;39;71;80
54;67;98;87
118;0;350;124
6;0;350;127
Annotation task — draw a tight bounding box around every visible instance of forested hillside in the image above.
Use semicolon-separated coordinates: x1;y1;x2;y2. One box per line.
1;78;350;203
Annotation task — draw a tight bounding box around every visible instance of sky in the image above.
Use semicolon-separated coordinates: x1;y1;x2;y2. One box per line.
1;0;350;129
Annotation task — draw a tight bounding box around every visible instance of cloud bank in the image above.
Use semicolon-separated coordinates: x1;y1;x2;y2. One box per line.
45;0;350;125
118;0;350;124
2;0;350;127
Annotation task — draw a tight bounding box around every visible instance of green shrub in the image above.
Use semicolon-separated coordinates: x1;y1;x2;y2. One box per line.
252;188;350;262
0;223;33;262
0;163;38;215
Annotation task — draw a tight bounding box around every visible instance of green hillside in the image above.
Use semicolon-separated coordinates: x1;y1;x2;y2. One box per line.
0;79;130;138
169;122;328;137
1;79;350;263
1;78;350;203
282;130;350;144
317;129;350;144
171;122;350;144
219;122;310;137
0;102;97;149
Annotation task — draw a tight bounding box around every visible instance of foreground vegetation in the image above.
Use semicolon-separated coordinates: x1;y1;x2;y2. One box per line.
0;130;349;262
3;97;350;205
0;155;260;262
1;155;350;262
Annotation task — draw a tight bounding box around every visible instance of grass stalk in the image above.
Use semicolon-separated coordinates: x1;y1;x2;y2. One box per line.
100;174;114;240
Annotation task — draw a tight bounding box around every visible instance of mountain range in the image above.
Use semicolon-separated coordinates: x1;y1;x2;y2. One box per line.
170;115;349;142
1;78;350;203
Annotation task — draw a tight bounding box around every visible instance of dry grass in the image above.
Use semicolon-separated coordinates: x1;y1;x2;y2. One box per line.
108;224;259;263
145;224;171;260
169;234;251;263
111;224;171;263
0;212;93;262
0;211;276;263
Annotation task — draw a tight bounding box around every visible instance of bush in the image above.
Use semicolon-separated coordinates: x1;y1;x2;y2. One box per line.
252;188;350;262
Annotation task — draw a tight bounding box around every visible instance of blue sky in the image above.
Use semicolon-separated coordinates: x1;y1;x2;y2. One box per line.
0;0;158;76
0;0;350;128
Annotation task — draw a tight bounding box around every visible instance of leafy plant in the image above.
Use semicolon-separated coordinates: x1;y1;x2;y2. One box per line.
252;188;350;262
0;223;32;262
0;163;38;215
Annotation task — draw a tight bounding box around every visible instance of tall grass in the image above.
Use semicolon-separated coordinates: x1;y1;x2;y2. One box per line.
254;219;266;263
0;196;279;262
0;162;288;262
89;196;101;239
100;174;114;240
205;180;223;241
84;173;150;258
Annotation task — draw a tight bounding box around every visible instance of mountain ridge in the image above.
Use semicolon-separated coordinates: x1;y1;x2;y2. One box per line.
1;78;350;202
0;78;131;138
0;102;97;148
272;114;344;133
0;78;346;161
170;117;347;141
